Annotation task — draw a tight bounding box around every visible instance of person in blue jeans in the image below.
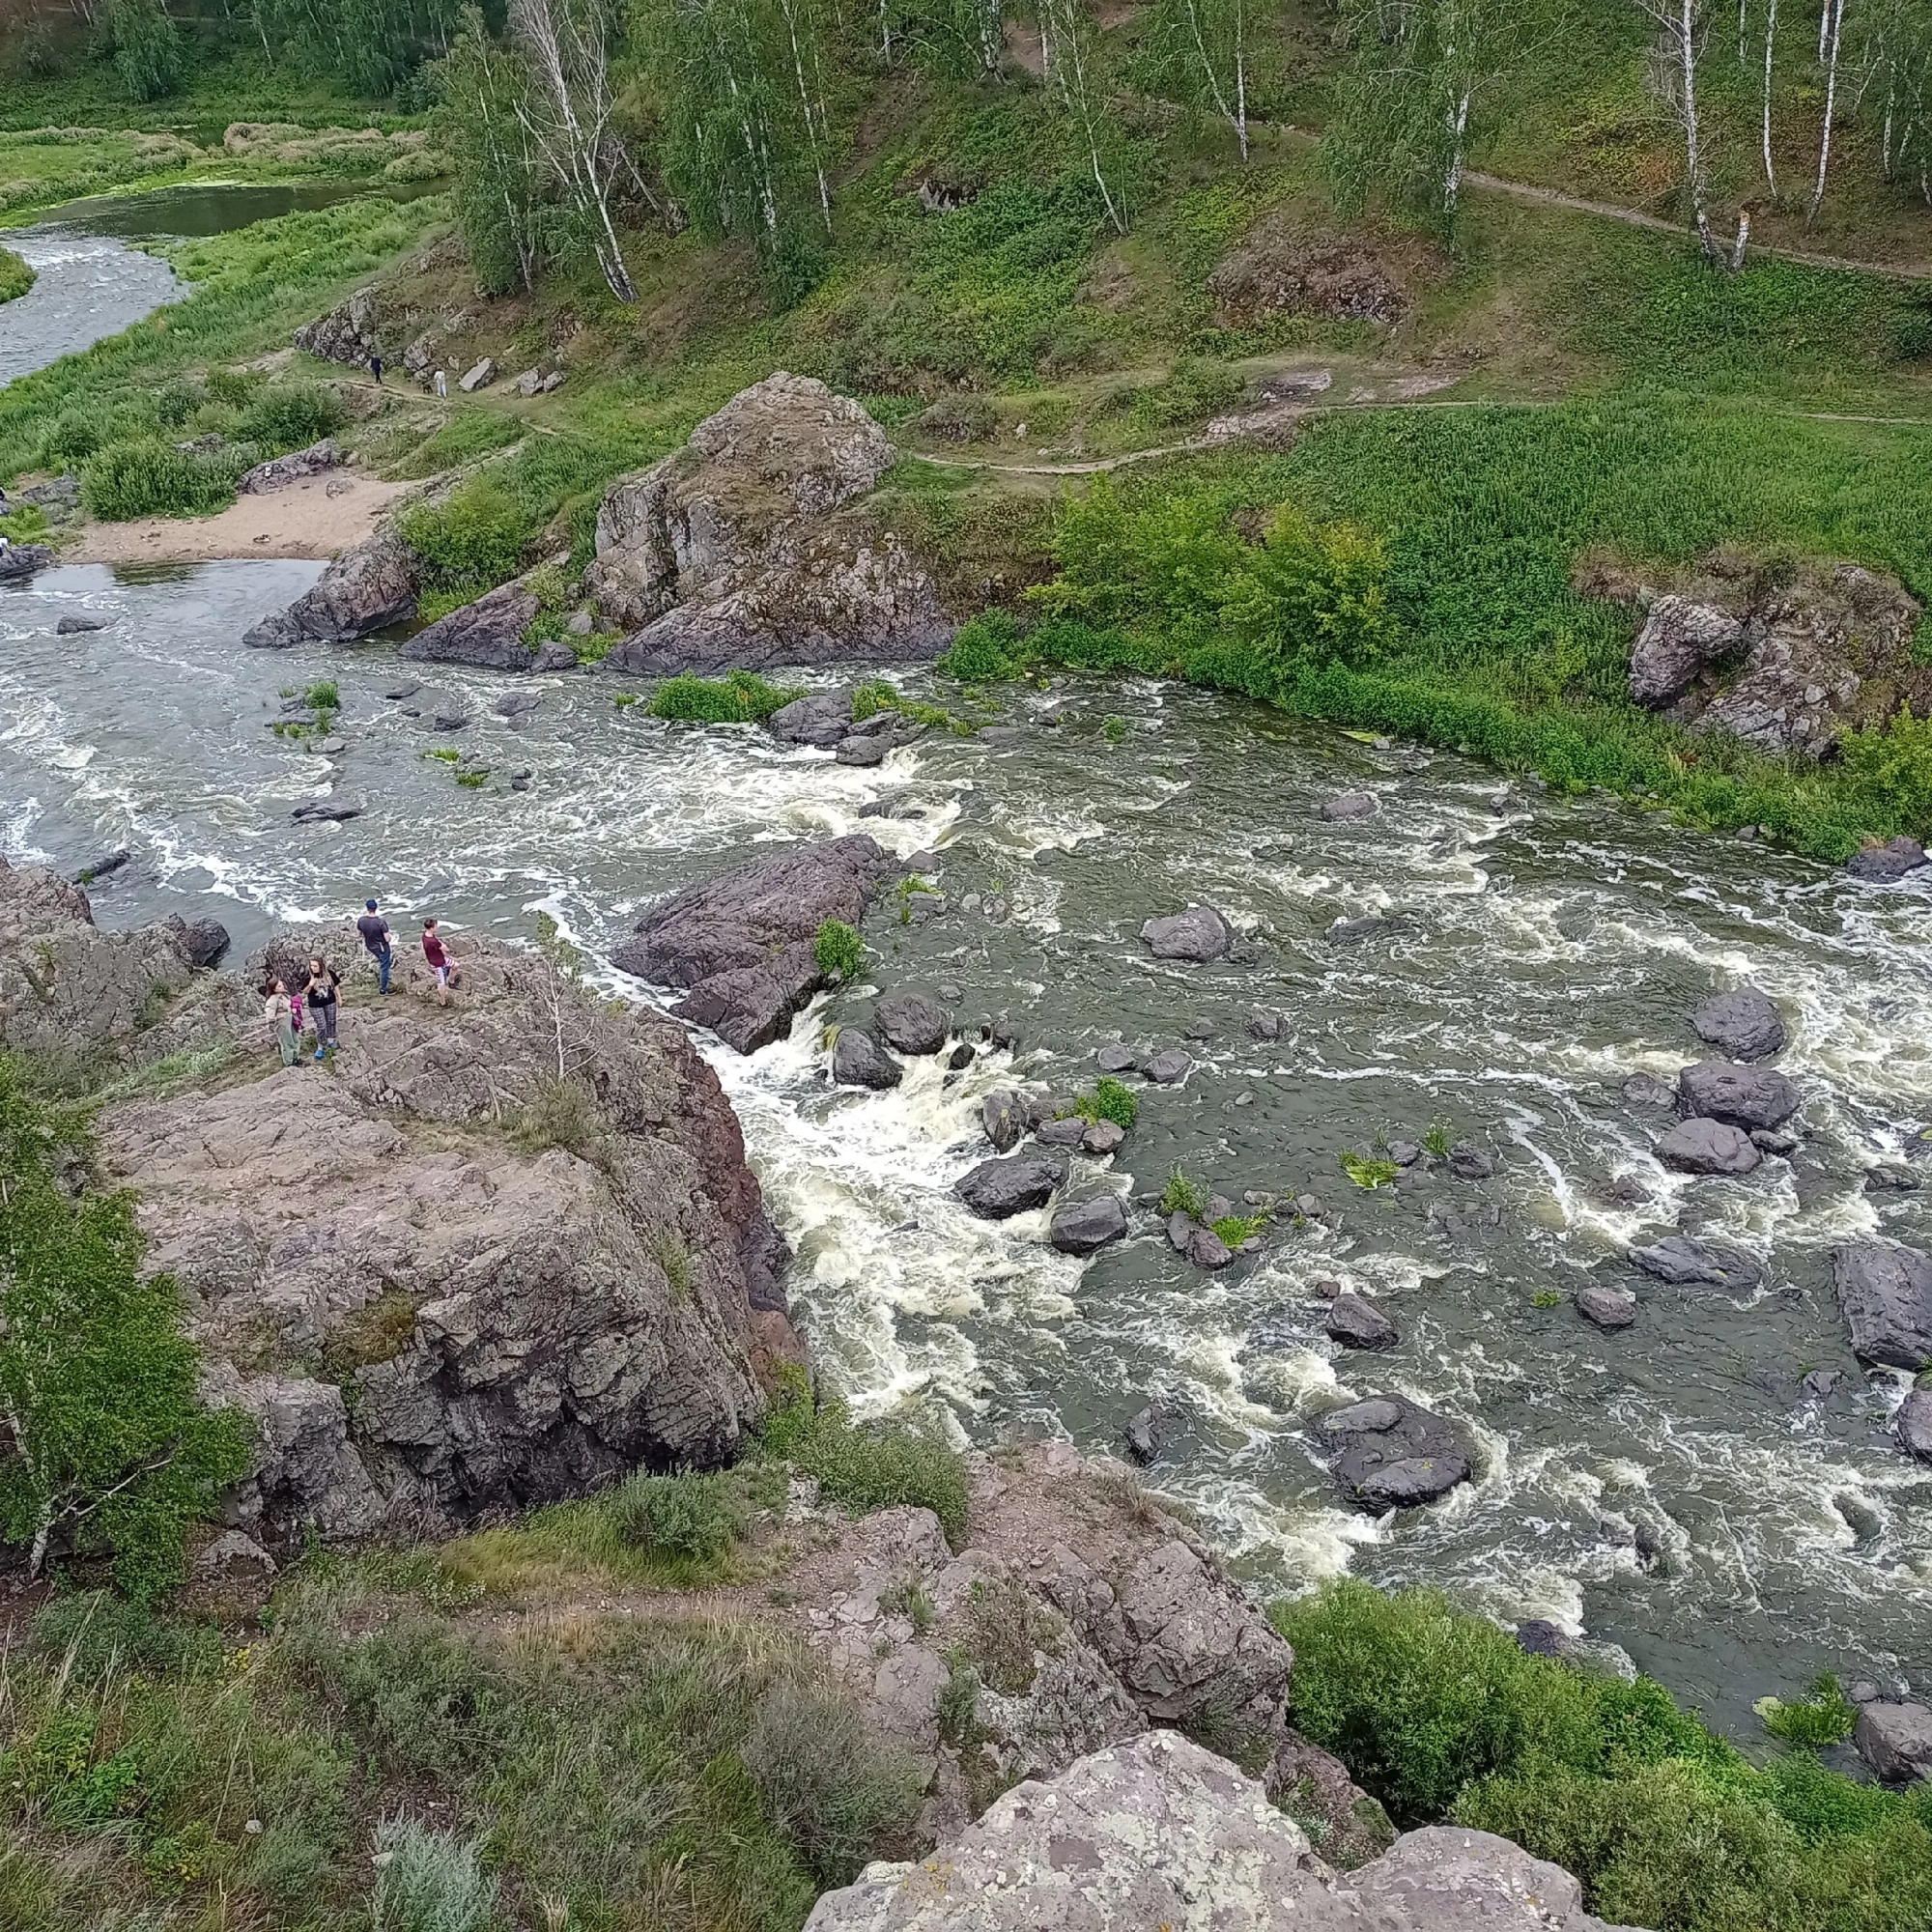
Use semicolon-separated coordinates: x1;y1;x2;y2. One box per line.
356;897;394;994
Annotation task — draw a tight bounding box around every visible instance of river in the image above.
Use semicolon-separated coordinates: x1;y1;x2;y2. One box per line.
2;554;1928;1746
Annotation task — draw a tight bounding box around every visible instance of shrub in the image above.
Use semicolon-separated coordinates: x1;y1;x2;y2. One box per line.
370;1816;498;1932
80;439;239;522
1341;1151;1400;1189
109;0;185;101
741;1679;923;1885
938;611;1029;681
649;671;803;723
1159;1171;1208;1218
815;919;864;981
1756;1675;1858;1748
1211;1213;1266;1247
1067;1076;1137;1129
1839;705;1932;840
398;480;530;592
0;246;35;306
510;1075;602;1157
32;1589;222;1681
608;1472;744;1562
242;383;348;454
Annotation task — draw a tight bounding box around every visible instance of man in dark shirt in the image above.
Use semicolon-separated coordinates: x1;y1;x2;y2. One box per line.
356;897;393;994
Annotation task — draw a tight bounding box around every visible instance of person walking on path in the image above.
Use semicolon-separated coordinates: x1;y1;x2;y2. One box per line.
305;955;342;1060
264;979;298;1066
422;917;460;1006
357;897;394;993
370;352;384;385
433;368;448;399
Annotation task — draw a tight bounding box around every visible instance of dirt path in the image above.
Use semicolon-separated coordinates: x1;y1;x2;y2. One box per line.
68;469;412;565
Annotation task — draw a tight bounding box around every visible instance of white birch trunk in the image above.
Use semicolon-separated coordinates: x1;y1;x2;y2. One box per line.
1762;0;1779;190
1809;0;1844;219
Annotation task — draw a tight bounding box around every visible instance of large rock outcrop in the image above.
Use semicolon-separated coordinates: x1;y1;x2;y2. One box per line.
242;528;421;648
398;572;575;673
1832;1241;1932;1369
293;286;383;368
1600;551;1929;757
584;374;953;671
611;835;900;1052
805;1729;1642;1932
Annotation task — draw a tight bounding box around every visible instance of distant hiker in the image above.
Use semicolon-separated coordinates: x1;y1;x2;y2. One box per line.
433;368;448;399
421;916;460;1006
305;954;341;1060
370;352;384;385
357;897;394;993
263;979;297;1066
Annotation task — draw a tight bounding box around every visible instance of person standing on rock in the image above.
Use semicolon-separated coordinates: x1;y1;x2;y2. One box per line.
421;916;460;1005
263;979;298;1066
357;897;393;993
304;954;341;1060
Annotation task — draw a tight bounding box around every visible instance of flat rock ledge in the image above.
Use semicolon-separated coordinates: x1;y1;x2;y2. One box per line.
1317;1394;1474;1510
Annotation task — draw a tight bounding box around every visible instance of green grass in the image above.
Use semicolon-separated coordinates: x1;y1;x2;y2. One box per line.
1064;1076;1138;1130
814;919;864;982
0;245;33;303
650;670;804;724
1158;1171;1208;1218
1340;1151;1400;1189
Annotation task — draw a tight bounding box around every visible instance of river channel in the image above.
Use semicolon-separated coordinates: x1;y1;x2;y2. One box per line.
2;183;1928;1749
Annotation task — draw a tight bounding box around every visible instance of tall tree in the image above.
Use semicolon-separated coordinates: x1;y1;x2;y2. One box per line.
1148;0;1251;158
108;0;185;99
1037;0;1126;234
1811;0;1847;216
1861;0;1932;197
1634;0;1719;258
434;6;549;295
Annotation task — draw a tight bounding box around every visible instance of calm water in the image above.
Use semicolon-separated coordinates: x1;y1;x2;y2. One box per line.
4;557;1929;1743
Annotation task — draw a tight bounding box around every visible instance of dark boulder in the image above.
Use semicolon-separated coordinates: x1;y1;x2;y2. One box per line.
0;543;54;583
1622;1072;1678;1109
947;1041;975;1070
1846;837;1928;882
1855;1700;1932;1783
1123;1392;1186;1464
402;580;544;671
834;732;899;767
1318;1395;1473;1510
1184;1223;1234;1270
243;529;419;648
1145;1048;1192;1084
1036;1118;1090;1148
1049;1193;1128;1255
291;802;362;824
1325;1292;1397;1350
73;848;131;885
1249;1006;1283;1040
1320;790;1378;822
1628;1235;1764;1291
1896;1389;1932;1463
1095;1041;1138;1072
768;691;854;748
1083;1120;1125;1155
612;835;896;1054
1577;1284;1637;1328
1657;1118;1761;1176
55;613;109;634
981;1088;1025;1152
1865;1162;1921;1193
1139;905;1233;962
873;989;948;1055
831;1028;901;1090
163;915;231;970
954;1154;1060;1219
1691;986;1785;1062
1324;914;1403;946
1677;1060;1800;1131
238;438;340;495
1447;1141;1495;1180
1831;1241;1932;1369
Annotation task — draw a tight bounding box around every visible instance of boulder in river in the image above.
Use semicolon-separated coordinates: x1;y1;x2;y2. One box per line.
1677;1060;1800;1131
402;577;544;671
1577;1284;1637;1328
1447;1141;1494;1180
1318;1394;1473;1510
243;528;420;648
0;543;55;582
1831;1240;1932;1369
1095;1040;1138;1071
1325;913;1403;945
1855;1699;1932;1783
954;1154;1060;1219
1691;985;1785;1062
1139;904;1233;962
1657;1117;1761;1176
1622;1072;1678;1108
1083;1119;1125;1154
1122;1391;1187;1463
588;374;952;670
873;989;948;1055
1050;1193;1128;1255
1846;836;1927;882
767;690;855;748
831;1027;901;1090
1628;1234;1764;1291
1896;1388;1932;1463
1325;1291;1398;1350
1321;790;1379;822
611;834;898;1054
55;612;109;634
1145;1047;1192;1084
981;1087;1025;1152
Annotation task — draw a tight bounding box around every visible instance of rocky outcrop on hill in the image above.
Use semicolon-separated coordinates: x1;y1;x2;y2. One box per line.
293;286;383;367
612;835;901;1052
242;528;421;648
1592;549;1929;757
584;374;952;671
239;438;341;495
92;922;801;1548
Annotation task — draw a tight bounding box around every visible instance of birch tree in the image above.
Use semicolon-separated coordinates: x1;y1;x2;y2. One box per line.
511;0;639;301
434;7;549;294
1148;0;1251;158
1037;0;1126;234
1760;0;1779;190
1634;0;1719;259
1862;0;1932;196
1811;0;1847;215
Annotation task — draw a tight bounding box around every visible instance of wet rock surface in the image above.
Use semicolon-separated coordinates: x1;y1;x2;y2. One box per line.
1690;985;1785;1062
1855;1699;1932;1782
1325;1291;1398;1350
243;528;420;648
401;577;544;671
1657;1117;1762;1176
832;1027;902;1090
955;1154;1060;1219
1677;1059;1800;1131
1832;1241;1932;1368
1629;1235;1764;1291
1139;903;1233;961
1050;1193;1128;1255
1318;1394;1474;1510
873;989;949;1055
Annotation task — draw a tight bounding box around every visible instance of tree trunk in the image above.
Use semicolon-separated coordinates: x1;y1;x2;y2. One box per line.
1761;0;1778;190
1729;206;1751;268
1677;0;1718;257
1445;88;1471;211
1810;0;1843;219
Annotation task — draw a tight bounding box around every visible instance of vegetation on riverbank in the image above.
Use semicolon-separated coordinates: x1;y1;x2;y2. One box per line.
0;244;33;302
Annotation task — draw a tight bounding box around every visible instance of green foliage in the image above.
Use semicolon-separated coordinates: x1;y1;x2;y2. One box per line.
1067;1076;1137;1130
757;1371;968;1547
1341;1151;1400;1189
398;479;530;593
304;679;340;711
241;382;348;454
1211;1213;1266;1247
649;670;803;723
431;7;546;297
107;0;185;102
0;246;35;305
370;1816;498;1932
79;439;239;522
609;1472;745;1564
1422;1123;1452;1159
1839;706;1932;842
938;610;1030;681
815;919;864;982
1158;1171;1208;1218
0;502;49;543
1755;1675;1858;1749
0;1059;250;1600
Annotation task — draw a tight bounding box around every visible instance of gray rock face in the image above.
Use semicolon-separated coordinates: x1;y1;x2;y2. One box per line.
1139;904;1233;962
1847;836;1928;882
1325;1291;1398;1350
164;913;232;970
1832;1241;1932;1369
587;374;951;668
956;1155;1060;1219
1630;596;1746;704
873;990;948;1055
1123;1394;1186;1463
612;835;897;1053
1855;1700;1932;1782
1691;986;1785;1062
982;1088;1025;1152
1447;1141;1494;1180
806;1732;1631;1932
402;578;543;671
1319;1395;1473;1510
293;286;382;366
1896;1388;1932;1463
1082;1120;1125;1155
55;612;109;634
1037;1117;1090;1148
1145;1047;1192;1084
243;529;420;648
1622;1072;1678;1108
768;690;856;748
459;356;497;392
1321;790;1379;821
1577;1284;1637;1328
0;543;57;582
1095;1040;1138;1072
1677;1060;1800;1131
1657;1117;1762;1176
1628;1235;1764;1291
238;438;341;495
1051;1194;1128;1255
832;1028;901;1090
1249;1006;1283;1040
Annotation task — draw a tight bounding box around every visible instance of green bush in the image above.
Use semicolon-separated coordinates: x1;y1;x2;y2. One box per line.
649;671;803;723
1755;1675;1858;1748
608;1472;744;1563
108;0;185;101
1158;1171;1208;1217
815;919;864;982
1839;705;1932;842
398;479;530;592
0;245;35;305
1067;1076;1138;1129
938;611;1030;681
370;1816;498;1932
1340;1151;1400;1189
79;438;239;522
242;383;348;455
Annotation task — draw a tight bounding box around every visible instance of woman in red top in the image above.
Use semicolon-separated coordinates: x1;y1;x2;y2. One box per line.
421;917;461;1006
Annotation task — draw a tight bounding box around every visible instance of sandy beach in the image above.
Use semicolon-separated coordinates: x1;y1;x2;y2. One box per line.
66;469;412;565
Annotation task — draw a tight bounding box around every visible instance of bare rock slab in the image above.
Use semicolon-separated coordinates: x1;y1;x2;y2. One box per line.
1832;1240;1932;1369
243;529;420;648
955;1155;1060;1219
1319;1394;1473;1510
873;989;948;1055
1140;904;1233;961
1677;1060;1800;1131
1050;1193;1128;1255
1628;1235;1764;1291
1657;1117;1761;1176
